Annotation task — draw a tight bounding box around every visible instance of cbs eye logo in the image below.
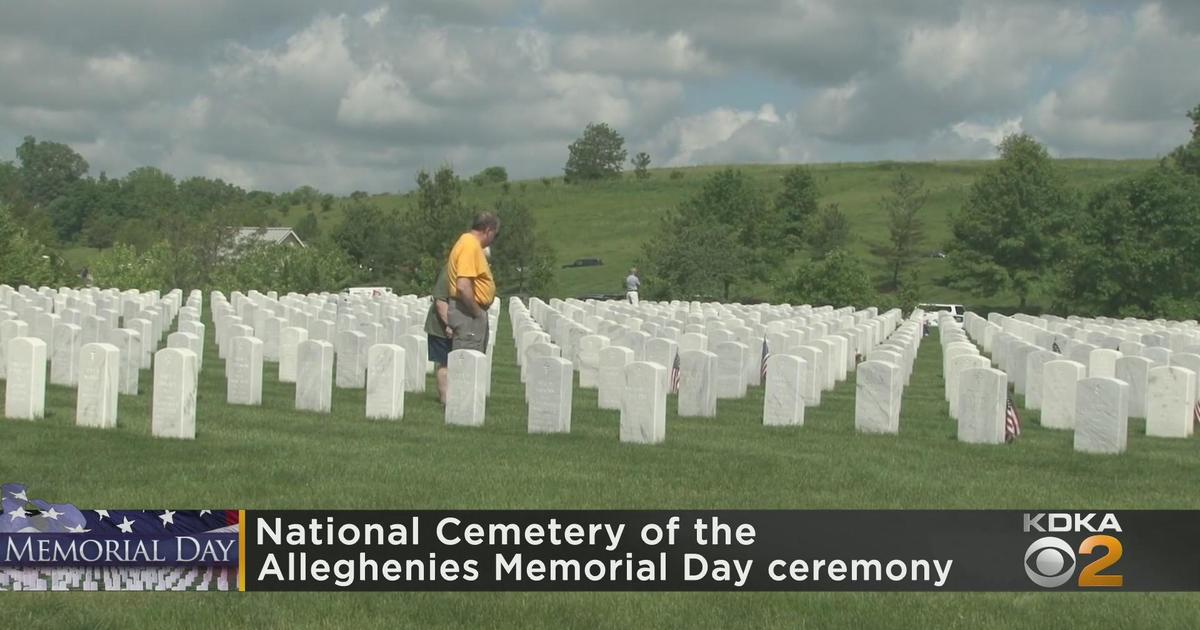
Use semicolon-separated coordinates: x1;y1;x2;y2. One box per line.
1024;535;1124;588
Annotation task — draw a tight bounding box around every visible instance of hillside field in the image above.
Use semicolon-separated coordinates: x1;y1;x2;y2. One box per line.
62;159;1156;308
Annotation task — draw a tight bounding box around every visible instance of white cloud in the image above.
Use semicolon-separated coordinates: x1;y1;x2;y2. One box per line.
0;1;1194;193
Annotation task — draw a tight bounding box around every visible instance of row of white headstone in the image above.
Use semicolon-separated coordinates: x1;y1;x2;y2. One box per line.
949;311;1197;454
2;284;197;438
210;289;501;426
853;311;926;434
510;297;908;443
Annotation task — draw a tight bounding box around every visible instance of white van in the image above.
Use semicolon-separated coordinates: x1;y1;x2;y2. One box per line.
917;303;965;327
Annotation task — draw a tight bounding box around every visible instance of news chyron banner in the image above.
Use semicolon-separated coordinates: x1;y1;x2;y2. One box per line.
4;484;1200;592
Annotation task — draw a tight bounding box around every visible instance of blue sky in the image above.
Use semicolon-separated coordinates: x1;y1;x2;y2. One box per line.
0;1;1197;193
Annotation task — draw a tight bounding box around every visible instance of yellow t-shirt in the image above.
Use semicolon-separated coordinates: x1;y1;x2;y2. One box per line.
447;232;495;308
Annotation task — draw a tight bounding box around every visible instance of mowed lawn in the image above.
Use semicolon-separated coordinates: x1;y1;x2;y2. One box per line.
4;309;1199;627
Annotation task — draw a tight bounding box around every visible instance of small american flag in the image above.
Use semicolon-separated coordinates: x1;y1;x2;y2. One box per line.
1005;396;1022;443
760;339;770;382
670;350;681;394
1052;341;1061;353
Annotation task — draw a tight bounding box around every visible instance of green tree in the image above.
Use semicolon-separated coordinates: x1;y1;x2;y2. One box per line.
1059;165;1200;317
469;166;508;186
490;198;556;296
209;243;358;294
641;218;751;301
775;166;820;251
774;249;875;307
294;211;321;243
631;152;651;179
120;166;178;218
869;171;928;288
90;242;174;291
0;204;60;286
320;194;334;213
15;136;88;207
640;169;780;300
177;176;245;217
945;133;1076;309
807;203;851;258
396;166;474;290
332;201;398;281
1169;104;1200;177
564;122;627;182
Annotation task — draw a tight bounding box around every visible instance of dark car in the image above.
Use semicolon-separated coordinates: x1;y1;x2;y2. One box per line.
562;258;604;268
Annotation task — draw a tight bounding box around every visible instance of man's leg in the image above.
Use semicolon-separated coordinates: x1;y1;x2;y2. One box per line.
436;364;449;403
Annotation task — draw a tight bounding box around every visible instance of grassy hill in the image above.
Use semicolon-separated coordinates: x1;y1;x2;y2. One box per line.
62;159;1157;307
307;159;1156;306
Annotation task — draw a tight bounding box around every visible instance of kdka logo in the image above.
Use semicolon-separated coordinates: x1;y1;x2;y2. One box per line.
1022;513;1124;589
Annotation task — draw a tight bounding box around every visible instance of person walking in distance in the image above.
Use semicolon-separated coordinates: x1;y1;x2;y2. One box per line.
447;213;500;352
625;267;641;306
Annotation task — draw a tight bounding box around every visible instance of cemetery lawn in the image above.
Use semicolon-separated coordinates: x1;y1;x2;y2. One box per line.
5;313;1199;628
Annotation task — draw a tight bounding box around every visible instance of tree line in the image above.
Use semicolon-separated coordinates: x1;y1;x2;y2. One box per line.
0;137;556;298
636;104;1200;318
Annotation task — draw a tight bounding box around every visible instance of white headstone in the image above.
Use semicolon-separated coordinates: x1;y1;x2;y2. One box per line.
4;337;46;420
336;330;367;389
50;322;81;386
0;319;30;379
279;327;308;383
365;344;405;420
1041;359;1086;429
296;339;334;413
446;349;487;427
949;354;990;419
598;346;634;410
855;360;902;434
677;349;717;417
763;354;805;427
1023;350;1057;411
714;341;748;399
76;342;119;429
528;356;573;434
397;334;427;393
1146;366;1195;439
151;347;197;439
620;361;667;444
957;367;1007;444
577;334;609;388
1073;377;1128;454
1114;356;1153;419
793;346;824;407
1088;348;1121;379
227;336;264;405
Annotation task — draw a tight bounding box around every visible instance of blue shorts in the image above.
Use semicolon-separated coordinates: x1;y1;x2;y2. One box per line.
428;334;451;367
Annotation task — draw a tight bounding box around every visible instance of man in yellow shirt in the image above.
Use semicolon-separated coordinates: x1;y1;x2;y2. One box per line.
447;212;500;351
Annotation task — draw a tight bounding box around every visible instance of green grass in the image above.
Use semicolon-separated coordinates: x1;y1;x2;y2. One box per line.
4;308;1199;627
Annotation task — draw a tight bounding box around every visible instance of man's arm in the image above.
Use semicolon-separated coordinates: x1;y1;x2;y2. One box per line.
435;299;451;336
455;277;483;318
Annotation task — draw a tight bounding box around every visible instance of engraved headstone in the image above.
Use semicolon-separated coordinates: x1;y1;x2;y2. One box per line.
76;342;119;429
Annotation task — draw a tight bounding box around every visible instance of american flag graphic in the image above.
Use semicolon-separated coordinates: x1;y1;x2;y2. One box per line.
670;350;681;394
1;482;239;591
760;339;770;383
1005;396;1022;443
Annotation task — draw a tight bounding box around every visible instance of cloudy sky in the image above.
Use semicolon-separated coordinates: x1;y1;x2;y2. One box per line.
1;1;1198;193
